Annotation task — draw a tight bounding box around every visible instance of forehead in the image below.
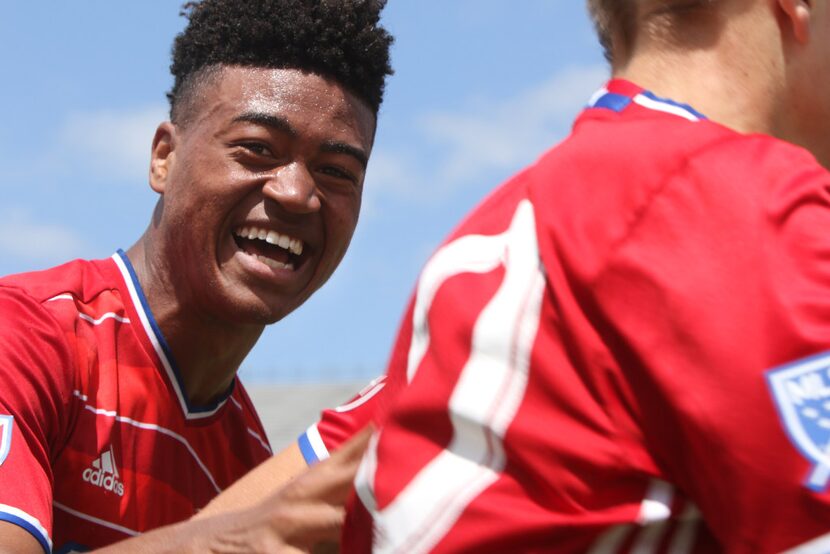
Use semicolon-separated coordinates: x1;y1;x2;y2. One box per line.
190;66;376;146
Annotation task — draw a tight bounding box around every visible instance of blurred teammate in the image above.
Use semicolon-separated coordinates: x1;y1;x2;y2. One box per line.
336;0;830;552
0;0;392;551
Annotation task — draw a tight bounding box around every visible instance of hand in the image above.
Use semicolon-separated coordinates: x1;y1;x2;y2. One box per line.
95;426;373;554
227;425;373;553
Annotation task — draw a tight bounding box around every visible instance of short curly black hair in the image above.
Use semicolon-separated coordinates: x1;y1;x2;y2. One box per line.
167;0;394;123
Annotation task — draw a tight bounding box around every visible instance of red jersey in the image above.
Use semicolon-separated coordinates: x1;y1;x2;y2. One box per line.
0;251;272;552
341;79;830;553
298;376;389;464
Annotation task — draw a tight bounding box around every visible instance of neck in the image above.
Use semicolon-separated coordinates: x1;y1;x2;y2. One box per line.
614;1;785;138
618;52;781;141
126;237;264;406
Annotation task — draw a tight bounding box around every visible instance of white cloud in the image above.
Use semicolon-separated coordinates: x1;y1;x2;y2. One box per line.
0;209;92;264
57;105;168;183
43;64;605;209
423;64;607;185
361;150;421;216
364;64;608;204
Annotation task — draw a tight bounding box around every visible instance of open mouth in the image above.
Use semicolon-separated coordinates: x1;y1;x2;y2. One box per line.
233;225;304;271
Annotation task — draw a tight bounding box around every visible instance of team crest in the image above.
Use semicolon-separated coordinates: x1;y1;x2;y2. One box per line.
767;353;830;491
0;415;13;467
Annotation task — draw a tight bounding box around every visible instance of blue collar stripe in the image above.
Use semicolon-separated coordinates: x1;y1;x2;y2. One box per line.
639;90;707;120
590;92;632;113
115;250;235;416
589;88;707;121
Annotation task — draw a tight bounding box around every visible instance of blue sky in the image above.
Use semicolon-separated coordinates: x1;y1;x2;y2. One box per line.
0;2;607;382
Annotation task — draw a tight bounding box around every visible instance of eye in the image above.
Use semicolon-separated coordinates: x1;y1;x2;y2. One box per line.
319;165;359;185
229;141;281;169
237;142;273;157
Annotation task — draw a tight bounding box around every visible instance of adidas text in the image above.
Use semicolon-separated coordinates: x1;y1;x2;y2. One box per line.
82;446;125;496
82;467;125;496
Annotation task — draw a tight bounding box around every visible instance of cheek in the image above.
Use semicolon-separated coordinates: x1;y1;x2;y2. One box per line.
320;199;361;266
330;197;361;242
167;162;251;216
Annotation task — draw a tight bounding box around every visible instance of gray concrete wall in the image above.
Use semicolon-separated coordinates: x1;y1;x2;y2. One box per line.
246;383;363;451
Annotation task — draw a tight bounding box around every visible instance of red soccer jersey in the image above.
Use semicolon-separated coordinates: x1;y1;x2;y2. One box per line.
342;79;830;553
298;376;389;464
0;251;272;552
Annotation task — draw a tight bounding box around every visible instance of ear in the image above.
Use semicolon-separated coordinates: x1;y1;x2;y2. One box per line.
778;0;812;44
149;122;177;194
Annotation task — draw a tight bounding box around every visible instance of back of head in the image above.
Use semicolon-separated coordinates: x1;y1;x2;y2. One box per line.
586;0;636;65
167;0;394;124
586;0;721;67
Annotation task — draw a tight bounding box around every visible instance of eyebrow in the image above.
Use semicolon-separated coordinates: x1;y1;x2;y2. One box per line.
232;111;368;169
321;140;368;170
232;112;297;137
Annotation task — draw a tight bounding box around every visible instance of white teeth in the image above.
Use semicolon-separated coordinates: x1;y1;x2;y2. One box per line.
234;226;304;257
289;238;303;256
255;254;293;271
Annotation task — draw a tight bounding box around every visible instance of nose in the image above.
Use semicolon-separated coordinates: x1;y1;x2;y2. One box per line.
262;162;321;214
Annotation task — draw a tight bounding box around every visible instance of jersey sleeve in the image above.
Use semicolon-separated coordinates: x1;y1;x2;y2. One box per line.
0;287;75;553
298;300;415;465
591;137;830;552
297;376;388;465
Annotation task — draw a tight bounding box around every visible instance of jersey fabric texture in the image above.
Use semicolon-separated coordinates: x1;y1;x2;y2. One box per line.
0;251;272;553
340;79;830;553
298;375;389;465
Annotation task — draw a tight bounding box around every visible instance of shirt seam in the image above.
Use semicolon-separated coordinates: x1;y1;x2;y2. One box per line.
583;131;766;476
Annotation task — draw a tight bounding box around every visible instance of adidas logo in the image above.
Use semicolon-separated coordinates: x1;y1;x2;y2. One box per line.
82;445;125;497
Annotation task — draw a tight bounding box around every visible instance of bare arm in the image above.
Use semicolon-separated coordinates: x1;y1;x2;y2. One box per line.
93;427;371;554
195;441;308;519
0;522;44;554
196;375;391;518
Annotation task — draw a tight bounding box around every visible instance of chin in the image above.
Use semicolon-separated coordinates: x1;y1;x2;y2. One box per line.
206;295;286;327
239;296;309;326
237;303;295;326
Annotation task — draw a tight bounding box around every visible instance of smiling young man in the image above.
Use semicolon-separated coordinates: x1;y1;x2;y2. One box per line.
0;1;392;552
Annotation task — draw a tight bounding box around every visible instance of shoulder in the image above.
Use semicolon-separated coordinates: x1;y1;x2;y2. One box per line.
0;257;111;304
0;259;116;389
563;106;819;186
530;116;827;266
654;131;830;235
676;127;825;183
0;284;62;334
0;257;132;336
0;282;76;376
0;280;78;438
